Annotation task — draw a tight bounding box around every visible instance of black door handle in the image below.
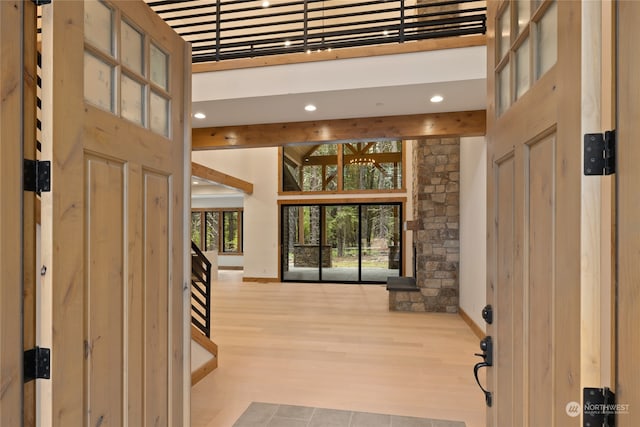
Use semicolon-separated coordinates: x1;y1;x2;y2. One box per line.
473;336;493;407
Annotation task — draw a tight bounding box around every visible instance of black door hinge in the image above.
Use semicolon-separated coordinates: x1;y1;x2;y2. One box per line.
24;159;51;193
24;347;51;383
584;130;616;175
583;387;616;427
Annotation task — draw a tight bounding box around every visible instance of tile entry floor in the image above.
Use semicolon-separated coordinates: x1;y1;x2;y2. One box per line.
233;402;466;427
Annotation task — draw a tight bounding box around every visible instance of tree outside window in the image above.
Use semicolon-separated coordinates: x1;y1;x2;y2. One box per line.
191;208;243;254
282;140;403;193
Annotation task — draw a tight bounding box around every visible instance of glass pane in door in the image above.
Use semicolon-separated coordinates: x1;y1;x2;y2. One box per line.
361;204;401;282
282;206;320;281
323;205;359;282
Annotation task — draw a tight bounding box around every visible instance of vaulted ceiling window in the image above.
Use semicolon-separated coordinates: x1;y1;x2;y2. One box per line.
281;141;404;194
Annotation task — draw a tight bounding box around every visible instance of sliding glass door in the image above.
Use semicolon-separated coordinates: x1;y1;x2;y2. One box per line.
322;205;360;282
281;202;402;283
282;205;320;281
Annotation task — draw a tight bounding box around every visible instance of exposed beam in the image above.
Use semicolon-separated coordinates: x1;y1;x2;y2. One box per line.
192;110;486;150
192;162;254;195
192;35;486;73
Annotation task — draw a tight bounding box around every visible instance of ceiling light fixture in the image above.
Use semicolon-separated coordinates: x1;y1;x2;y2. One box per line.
262;1;270;7
284;40;291;47
383;29;389;36
194;112;206;119
430;95;444;103
192;181;199;185
304;104;317;112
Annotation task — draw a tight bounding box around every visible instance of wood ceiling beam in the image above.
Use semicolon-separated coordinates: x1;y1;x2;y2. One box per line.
191;162;254;195
192;110;486;150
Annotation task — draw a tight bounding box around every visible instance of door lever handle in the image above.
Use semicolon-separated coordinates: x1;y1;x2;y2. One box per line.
473;360;492;407
473;336;493;407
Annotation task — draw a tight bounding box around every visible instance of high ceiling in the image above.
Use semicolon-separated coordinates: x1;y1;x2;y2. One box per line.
147;1;488;195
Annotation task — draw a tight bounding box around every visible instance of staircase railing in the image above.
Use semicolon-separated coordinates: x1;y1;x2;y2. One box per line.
148;0;487;63
191;241;212;338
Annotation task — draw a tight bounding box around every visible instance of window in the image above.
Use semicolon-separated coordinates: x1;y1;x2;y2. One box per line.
281;203;402;283
191;209;243;254
281;140;404;193
495;0;557;116
83;0;171;136
343;141;402;191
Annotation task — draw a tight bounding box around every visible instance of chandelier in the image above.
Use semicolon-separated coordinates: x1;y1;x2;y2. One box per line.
349;157;376;166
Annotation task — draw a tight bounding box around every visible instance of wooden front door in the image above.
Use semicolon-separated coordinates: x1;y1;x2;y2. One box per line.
616;2;640;424
39;1;190;425
0;2;26;425
486;1;581;426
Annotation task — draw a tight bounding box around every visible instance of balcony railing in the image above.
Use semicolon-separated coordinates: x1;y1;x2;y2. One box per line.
147;0;486;63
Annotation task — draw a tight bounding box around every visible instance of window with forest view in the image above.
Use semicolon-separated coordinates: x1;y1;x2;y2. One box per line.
191;208;243;254
281;203;402;283
282;140;403;193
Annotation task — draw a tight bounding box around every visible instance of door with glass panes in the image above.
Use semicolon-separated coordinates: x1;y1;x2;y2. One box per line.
486;1;581;426
39;1;190;425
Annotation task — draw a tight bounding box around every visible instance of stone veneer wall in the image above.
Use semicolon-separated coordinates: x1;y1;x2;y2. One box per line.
389;138;460;312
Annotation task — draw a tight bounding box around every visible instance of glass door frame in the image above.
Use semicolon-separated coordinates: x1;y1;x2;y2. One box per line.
280;201;403;284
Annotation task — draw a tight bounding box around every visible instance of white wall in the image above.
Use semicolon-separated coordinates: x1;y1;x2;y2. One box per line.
193;148;279;279
459;136;487;330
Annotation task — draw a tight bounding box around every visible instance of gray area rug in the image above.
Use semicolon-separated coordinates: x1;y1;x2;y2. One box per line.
233;402;466;427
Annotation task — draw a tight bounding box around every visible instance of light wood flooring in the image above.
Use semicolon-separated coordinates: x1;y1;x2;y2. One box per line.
191;271;485;427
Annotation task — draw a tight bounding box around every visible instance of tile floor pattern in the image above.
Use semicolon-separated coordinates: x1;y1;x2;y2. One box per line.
233;402;466;427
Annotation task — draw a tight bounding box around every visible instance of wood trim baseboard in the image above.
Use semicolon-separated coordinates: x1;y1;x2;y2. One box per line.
191;325;218;355
191;326;218;385
243;276;280;283
192;358;218;386
458;307;485;340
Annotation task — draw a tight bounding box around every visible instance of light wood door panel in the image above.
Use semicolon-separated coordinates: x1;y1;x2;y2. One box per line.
616;1;640;424
0;2;25;426
493;153;517;427
39;1;190;425
486;1;581;426
527;134;556;426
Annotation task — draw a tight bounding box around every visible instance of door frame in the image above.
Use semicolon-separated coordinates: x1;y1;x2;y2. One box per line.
615;1;640;424
0;2;26;425
279;199;405;284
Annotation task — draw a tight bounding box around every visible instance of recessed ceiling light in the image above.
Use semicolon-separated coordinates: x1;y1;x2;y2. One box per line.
194;112;206;119
383;29;389;36
430;95;444;103
192;181;198;185
284;40;291;47
304;104;317;112
262;1;270;7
